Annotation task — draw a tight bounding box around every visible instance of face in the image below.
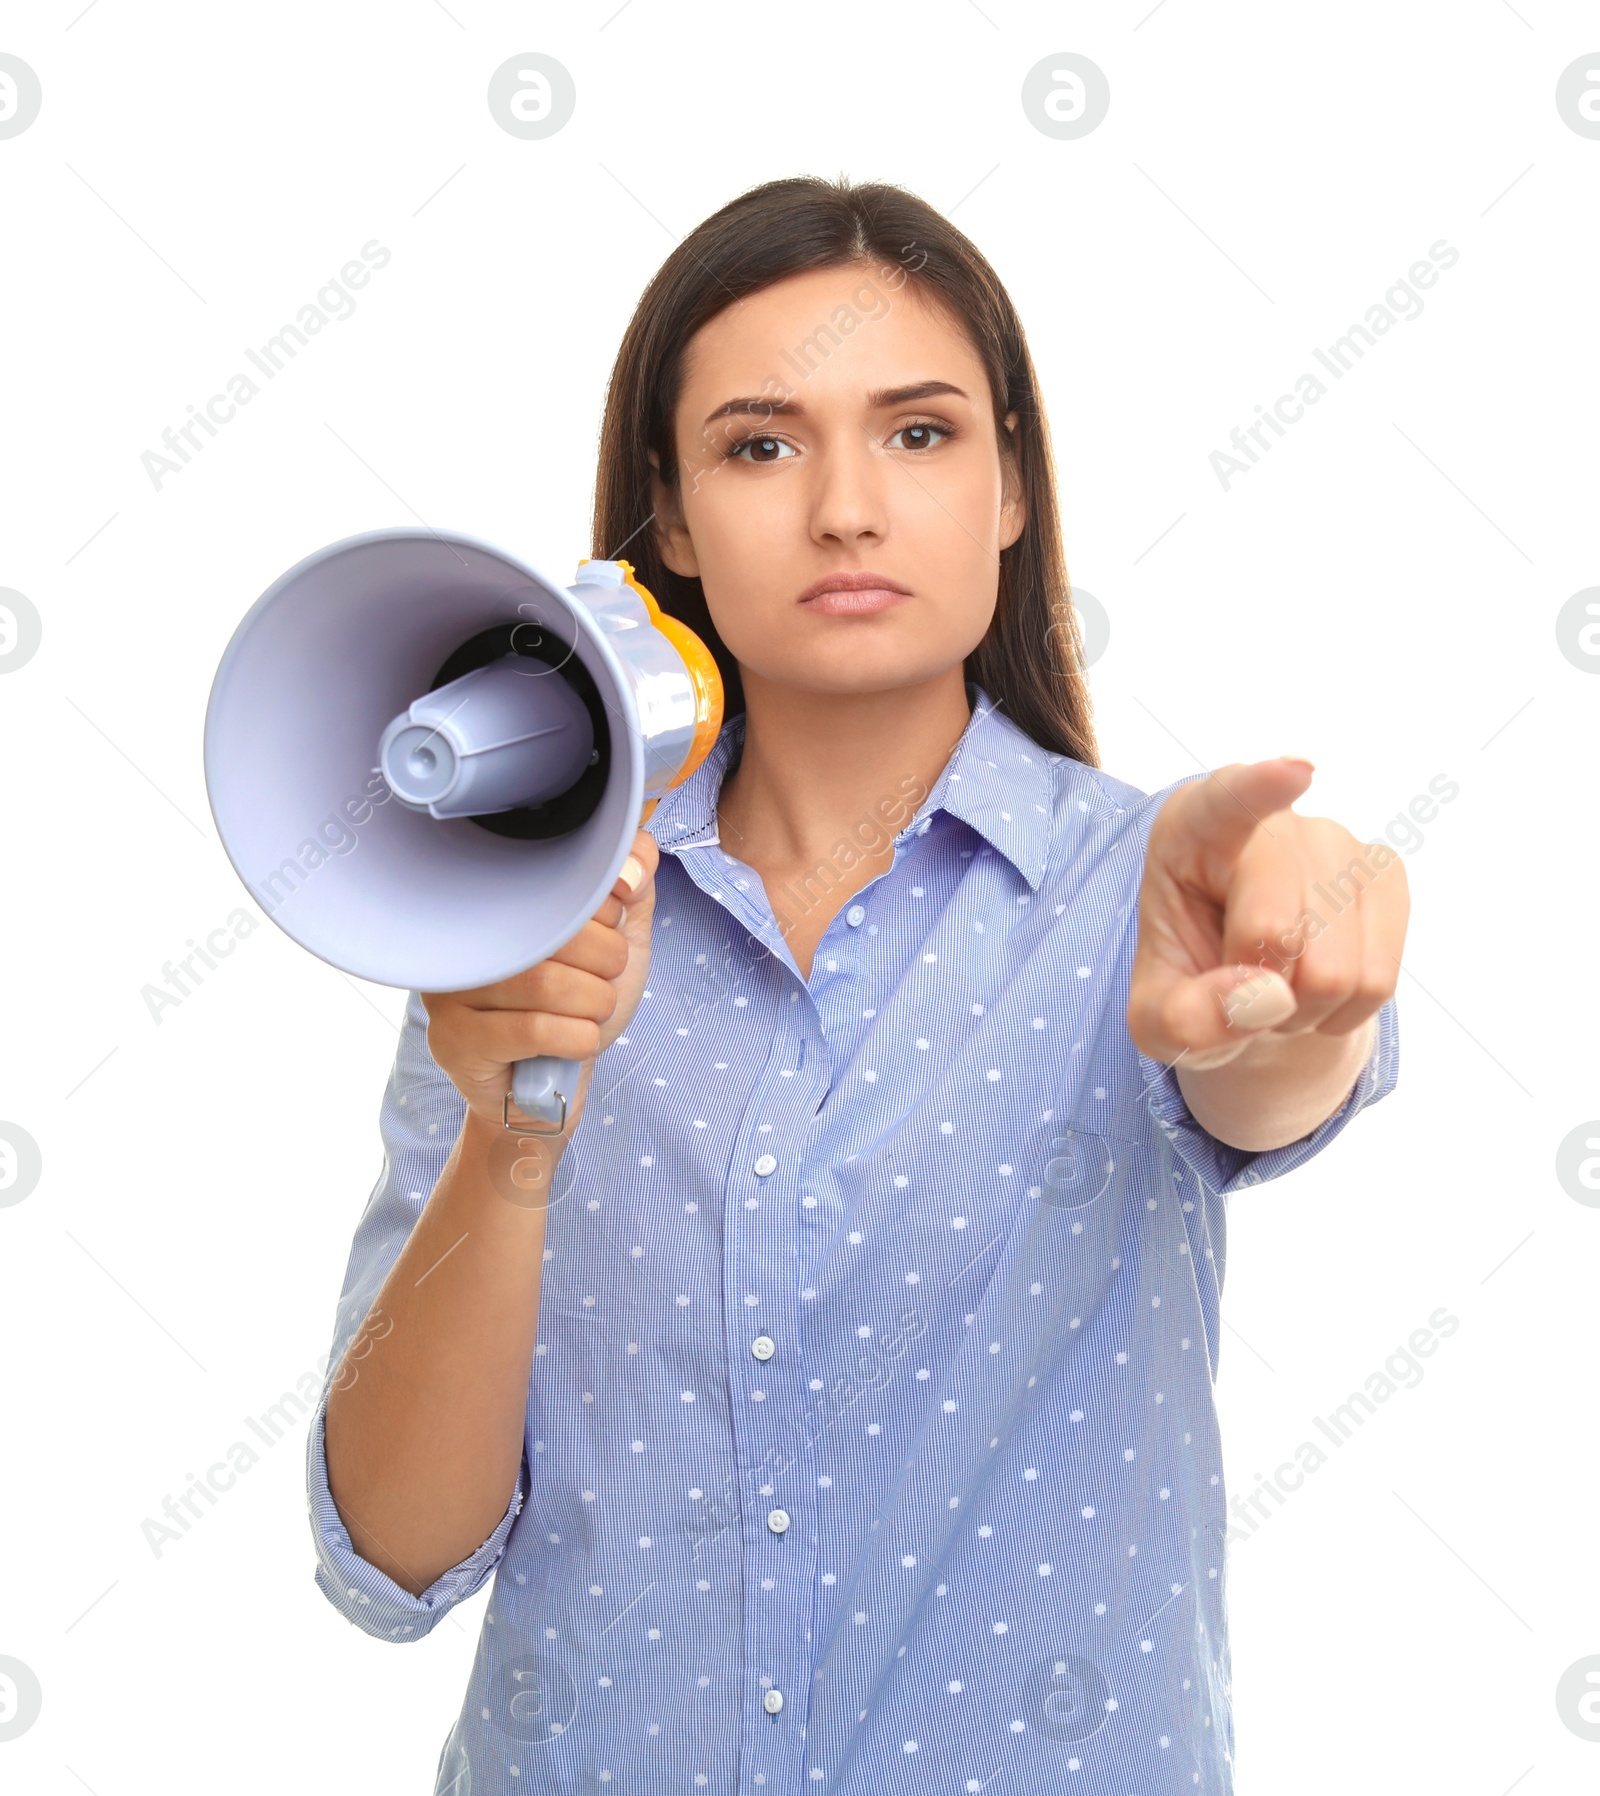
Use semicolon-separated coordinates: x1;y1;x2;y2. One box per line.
648;263;1026;701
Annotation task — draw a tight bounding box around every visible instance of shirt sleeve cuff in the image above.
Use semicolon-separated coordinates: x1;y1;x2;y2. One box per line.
1136;994;1399;1196
305;1381;527;1641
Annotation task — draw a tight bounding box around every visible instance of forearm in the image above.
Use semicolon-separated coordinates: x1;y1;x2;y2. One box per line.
324;1109;557;1596
1174;1016;1375;1154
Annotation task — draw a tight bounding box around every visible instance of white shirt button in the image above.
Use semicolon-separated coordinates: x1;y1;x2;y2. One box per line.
845;904;865;926
751;1335;776;1361
766;1508;791;1534
753;1153;778;1177
763;1688;784;1715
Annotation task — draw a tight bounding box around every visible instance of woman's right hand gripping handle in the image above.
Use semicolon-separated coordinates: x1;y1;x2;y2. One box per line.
423;826;661;1139
323;829;661;1596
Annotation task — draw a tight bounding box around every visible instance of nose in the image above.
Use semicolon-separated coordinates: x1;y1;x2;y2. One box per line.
807;426;891;549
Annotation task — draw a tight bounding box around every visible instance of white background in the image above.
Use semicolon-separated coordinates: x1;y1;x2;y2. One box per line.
2;2;1596;1791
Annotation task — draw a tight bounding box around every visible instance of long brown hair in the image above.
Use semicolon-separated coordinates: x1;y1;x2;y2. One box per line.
589;173;1099;768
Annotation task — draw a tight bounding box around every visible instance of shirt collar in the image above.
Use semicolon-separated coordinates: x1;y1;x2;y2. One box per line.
642;682;1056;892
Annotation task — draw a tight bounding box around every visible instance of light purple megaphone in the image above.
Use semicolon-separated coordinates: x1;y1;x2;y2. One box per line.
203;527;722;1130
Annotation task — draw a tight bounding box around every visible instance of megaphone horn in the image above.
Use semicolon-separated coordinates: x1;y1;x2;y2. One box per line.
203;528;723;1131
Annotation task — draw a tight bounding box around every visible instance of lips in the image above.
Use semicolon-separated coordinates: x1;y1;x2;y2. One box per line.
801;588;909;615
797;573;911;615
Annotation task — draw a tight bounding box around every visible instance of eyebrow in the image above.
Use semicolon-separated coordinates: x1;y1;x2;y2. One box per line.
701;380;971;429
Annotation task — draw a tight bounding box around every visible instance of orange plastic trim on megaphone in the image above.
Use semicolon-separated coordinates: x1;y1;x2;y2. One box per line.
580;556;725;822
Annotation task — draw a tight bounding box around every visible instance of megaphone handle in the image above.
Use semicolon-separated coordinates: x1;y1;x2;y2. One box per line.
507;1055;584;1132
501;797;662;1133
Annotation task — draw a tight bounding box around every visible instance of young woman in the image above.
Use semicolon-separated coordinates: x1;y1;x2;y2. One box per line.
311;176;1406;1795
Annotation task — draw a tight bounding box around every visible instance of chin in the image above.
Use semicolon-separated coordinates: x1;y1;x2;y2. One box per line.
802;668;952;700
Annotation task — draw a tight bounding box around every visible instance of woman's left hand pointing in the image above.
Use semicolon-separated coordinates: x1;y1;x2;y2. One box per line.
1127;758;1410;1072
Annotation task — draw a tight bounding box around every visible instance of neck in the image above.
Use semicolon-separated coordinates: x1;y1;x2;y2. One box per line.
715;667;973;877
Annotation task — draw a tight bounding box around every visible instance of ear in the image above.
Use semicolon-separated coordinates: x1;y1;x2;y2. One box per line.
998;411;1028;551
647;447;701;579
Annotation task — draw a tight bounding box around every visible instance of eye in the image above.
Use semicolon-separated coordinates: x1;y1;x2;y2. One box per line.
888;420;955;452
726;434;797;464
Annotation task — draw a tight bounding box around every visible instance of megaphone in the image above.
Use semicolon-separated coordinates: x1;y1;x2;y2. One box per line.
203;527;723;1130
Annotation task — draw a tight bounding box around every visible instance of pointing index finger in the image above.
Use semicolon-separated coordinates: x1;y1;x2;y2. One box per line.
1166;757;1316;869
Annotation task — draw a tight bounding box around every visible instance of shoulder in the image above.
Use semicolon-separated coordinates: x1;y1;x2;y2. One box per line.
979;703;1157;822
1034;746;1192;879
1044;751;1153;818
1024;728;1210;864
977;711;1215;902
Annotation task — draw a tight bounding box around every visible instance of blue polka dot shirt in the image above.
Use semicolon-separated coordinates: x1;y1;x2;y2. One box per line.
306;683;1398;1793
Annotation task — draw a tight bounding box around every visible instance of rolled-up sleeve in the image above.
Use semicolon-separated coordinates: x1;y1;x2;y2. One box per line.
304;988;529;1641
1137;993;1399;1196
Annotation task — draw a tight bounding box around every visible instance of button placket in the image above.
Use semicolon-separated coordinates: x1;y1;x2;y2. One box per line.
724;1014;815;1780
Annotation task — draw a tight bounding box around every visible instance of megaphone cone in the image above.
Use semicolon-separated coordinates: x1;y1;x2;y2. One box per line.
203;527;722;1129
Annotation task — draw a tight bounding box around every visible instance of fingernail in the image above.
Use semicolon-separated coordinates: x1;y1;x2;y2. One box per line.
618;854;643;893
1280;755;1316;771
1220;967;1297;1030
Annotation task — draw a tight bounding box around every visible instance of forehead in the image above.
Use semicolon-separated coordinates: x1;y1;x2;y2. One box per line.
676;265;984;413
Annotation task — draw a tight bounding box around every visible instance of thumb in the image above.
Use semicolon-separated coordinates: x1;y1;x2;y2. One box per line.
611;828;660;921
1128;961;1299;1069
